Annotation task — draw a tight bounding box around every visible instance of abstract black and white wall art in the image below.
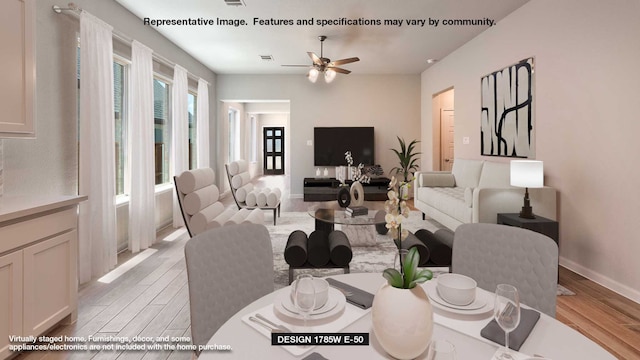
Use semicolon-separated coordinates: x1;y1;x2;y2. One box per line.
481;57;534;158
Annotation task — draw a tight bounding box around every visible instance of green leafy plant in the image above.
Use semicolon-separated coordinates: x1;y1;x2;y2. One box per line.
382;247;433;289
390;137;421;183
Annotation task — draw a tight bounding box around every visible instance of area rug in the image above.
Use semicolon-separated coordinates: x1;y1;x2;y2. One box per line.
264;210;442;288
264;211;574;296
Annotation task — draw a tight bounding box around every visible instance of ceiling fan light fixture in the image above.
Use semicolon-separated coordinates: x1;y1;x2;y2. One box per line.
324;69;337;83
307;68;319;83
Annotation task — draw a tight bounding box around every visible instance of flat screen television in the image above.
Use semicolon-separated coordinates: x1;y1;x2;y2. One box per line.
314;127;374;166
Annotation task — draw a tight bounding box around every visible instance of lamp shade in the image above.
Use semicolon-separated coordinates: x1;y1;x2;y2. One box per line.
510;160;544;188
307;68;319;83
324;69;337;83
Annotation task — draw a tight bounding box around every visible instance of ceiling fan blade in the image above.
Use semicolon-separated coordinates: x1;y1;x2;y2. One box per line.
330;57;360;66
281;65;311;67
329;67;351;74
308;52;323;65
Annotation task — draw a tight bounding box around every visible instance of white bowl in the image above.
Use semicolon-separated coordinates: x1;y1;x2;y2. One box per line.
290;277;330;308
436;273;477;306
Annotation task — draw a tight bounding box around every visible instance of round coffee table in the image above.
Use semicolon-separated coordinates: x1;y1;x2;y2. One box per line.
308;202;386;246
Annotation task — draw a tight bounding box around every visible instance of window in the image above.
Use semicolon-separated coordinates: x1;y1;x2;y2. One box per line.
113;61;127;196
77;46;130;196
249;115;257;162
188;92;197;169
154;77;171;185
228;108;239;163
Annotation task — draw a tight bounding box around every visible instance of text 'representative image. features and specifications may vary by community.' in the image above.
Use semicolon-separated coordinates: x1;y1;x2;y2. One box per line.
142;17;496;28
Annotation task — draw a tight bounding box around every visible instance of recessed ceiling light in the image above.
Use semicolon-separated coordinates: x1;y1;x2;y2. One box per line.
426;59;438;64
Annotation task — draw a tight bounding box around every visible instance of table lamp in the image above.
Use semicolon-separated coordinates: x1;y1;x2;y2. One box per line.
510;160;544;219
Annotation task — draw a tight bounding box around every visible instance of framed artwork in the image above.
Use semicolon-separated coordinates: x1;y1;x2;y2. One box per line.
481;57;534;158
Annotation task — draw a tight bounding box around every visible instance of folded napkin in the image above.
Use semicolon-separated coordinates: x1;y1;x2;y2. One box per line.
481;308;540;351
326;278;374;309
302;352;329;360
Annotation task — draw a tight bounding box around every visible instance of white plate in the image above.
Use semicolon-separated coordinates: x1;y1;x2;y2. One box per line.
275;287;346;320
424;281;494;315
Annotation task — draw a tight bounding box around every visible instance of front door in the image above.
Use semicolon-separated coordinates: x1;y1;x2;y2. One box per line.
440;109;455;171
263;127;284;175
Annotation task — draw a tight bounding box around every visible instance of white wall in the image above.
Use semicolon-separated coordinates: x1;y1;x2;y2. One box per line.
421;0;640;302
217;74;421;196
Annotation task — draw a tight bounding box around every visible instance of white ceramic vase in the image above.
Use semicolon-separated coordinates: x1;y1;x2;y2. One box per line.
371;283;433;360
349;181;364;206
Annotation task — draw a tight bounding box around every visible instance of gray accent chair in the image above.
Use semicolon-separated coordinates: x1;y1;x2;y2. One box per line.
184;223;274;356
451;223;558;317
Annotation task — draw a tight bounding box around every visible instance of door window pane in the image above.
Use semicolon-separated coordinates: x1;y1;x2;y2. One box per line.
275;130;281;136
275;139;281;153
275;156;282;170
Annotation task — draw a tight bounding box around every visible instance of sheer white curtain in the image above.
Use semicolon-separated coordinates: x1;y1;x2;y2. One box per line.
78;11;117;284
196;79;210;168
128;41;156;253
172;65;189;227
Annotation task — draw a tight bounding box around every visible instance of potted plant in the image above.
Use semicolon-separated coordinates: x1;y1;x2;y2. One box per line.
390;137;421;183
371;177;434;359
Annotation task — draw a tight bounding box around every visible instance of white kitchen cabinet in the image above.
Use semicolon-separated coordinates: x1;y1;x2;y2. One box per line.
0;251;22;359
0;0;36;138
0;195;85;359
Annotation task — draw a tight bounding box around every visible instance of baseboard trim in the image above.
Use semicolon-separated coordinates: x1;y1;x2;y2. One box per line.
560;256;640;304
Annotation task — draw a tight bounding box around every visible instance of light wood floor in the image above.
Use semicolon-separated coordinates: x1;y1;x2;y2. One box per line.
15;175;640;360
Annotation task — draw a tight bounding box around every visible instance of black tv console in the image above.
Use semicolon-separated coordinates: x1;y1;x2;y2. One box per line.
303;177;391;202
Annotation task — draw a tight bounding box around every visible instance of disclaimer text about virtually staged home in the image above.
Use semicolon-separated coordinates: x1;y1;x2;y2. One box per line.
8;333;369;353
142;17;496;28
8;335;232;354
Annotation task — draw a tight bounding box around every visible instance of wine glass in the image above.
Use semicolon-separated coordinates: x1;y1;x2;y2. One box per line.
293;274;316;329
493;284;521;359
427;340;456;360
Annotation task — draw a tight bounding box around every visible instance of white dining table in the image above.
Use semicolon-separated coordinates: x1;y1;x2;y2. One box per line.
203;273;616;359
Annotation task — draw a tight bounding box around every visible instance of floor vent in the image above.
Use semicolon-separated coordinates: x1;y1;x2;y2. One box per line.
260;55;274;61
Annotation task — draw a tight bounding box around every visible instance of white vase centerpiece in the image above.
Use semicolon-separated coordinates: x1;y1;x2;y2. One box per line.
371;176;434;359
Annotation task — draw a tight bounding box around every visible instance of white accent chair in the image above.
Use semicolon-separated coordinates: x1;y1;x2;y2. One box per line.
225;160;281;225
174;168;264;237
184;224;274;357
451;223;559;317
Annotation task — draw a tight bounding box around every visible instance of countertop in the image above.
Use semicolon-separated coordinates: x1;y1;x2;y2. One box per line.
0;195;88;224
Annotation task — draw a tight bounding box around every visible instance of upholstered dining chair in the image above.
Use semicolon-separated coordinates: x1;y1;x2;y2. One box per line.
451;223;559;317
184;223;274;357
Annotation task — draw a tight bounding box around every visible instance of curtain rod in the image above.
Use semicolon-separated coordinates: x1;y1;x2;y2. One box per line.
52;3;208;84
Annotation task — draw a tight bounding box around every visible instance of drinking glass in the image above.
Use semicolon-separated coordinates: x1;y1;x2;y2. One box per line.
427;340;456;360
293;274;316;328
493;284;521;359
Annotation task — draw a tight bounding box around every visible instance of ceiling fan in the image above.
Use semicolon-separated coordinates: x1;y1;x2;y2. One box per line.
282;35;360;83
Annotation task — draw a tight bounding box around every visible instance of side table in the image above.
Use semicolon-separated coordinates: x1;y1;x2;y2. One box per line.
497;213;560;282
496;213;559;246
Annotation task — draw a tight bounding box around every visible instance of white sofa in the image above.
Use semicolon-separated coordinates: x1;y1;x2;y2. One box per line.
413;158;556;230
